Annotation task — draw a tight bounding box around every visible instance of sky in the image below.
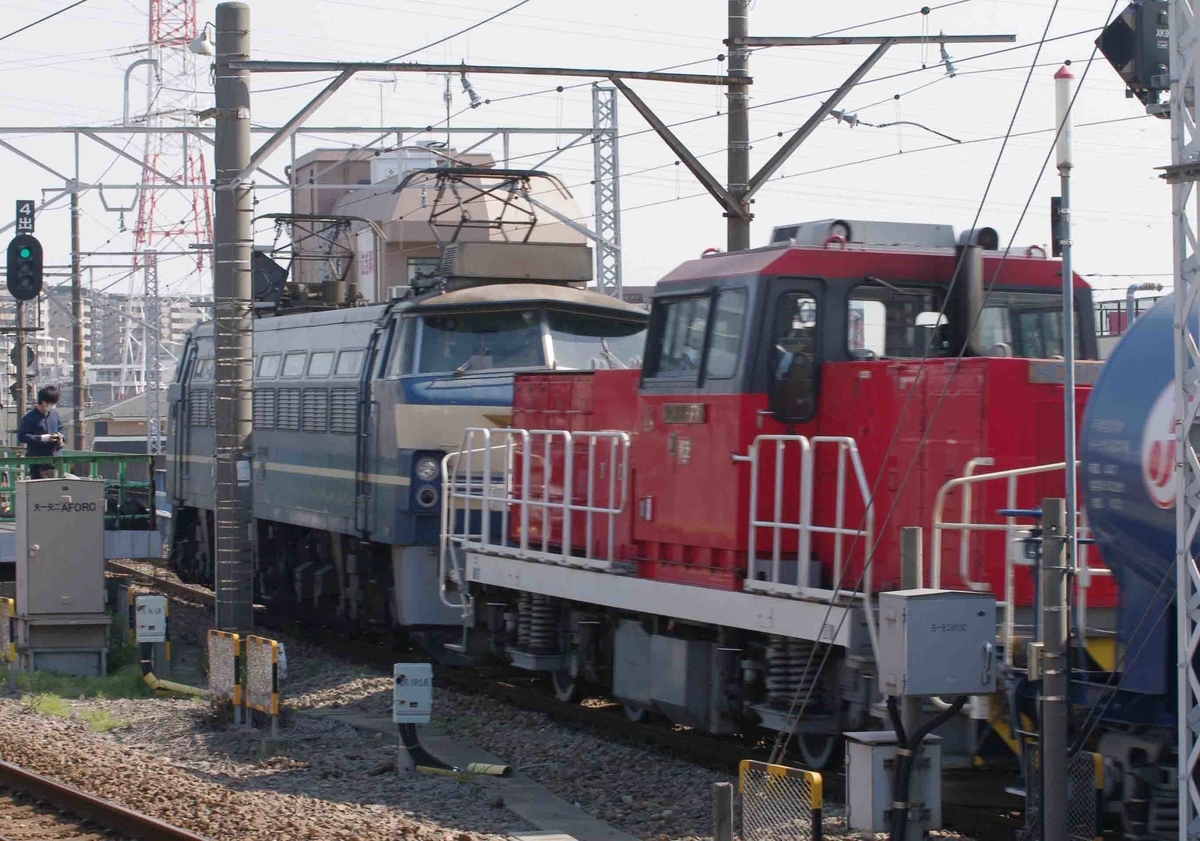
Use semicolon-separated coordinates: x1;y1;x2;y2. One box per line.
0;0;1173;300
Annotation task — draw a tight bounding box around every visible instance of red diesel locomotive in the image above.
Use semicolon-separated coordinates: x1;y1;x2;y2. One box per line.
439;219;1111;767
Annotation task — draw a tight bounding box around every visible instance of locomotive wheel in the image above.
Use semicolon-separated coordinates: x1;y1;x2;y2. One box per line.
796;733;837;770
552;668;579;703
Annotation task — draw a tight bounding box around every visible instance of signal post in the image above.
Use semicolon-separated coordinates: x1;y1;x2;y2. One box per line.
6;202;42;427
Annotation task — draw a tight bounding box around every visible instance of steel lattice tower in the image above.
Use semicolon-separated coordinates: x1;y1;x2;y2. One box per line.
125;0;211;434
591;84;622;297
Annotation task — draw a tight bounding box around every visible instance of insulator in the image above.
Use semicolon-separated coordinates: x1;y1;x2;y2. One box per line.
516;595;531;649
528;594;556;652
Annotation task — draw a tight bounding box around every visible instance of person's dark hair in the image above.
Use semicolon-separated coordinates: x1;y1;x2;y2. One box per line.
37;385;59;405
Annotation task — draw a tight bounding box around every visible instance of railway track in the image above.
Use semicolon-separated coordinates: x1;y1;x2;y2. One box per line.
0;760;208;841
106;559;1026;841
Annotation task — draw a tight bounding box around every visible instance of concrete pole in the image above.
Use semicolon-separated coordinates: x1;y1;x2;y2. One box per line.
1039;498;1069;841
711;782;734;841
899;527;924;738
726;0;751;252
70;181;84;451
213;2;255;631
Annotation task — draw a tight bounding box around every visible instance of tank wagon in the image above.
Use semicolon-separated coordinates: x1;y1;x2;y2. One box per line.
439;219;1120;768
166;239;648;643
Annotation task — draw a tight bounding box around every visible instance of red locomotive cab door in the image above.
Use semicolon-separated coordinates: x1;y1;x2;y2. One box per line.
741;282;825;590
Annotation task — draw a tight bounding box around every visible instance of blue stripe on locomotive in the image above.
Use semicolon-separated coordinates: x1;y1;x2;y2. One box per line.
1080;294;1189;707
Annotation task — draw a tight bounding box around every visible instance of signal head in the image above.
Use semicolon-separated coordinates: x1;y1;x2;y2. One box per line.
6;234;42;301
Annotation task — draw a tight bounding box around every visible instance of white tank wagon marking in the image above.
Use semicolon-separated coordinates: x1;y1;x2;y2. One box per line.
463;551;855;648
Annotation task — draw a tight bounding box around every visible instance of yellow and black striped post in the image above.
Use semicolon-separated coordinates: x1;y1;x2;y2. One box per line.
245;635;281;737
737;759;823;841
1093;751;1104;841
206;629;243;726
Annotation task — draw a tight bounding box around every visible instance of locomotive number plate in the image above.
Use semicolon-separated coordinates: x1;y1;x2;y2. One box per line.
662;403;706;424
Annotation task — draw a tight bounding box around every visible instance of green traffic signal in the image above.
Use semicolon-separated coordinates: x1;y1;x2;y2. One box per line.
18;247;29;259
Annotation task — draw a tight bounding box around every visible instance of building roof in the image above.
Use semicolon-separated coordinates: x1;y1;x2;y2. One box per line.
86;388;166;422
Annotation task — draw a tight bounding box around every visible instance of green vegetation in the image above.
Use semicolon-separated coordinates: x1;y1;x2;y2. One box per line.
21;692;71;718
0;662;151;700
79;708;127;732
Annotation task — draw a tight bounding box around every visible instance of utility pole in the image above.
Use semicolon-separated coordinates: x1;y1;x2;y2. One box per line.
1039;498;1068;841
70;182;83;450
726;0;752;251
213;1;255;631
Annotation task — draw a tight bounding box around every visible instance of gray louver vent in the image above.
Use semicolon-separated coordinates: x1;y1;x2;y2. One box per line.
330;388;357;435
188;390;209;427
277;389;301;431
254;389;276;430
302;388;328;433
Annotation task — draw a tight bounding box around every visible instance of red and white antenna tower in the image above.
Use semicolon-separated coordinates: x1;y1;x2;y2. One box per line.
133;0;212;271
119;0;212;433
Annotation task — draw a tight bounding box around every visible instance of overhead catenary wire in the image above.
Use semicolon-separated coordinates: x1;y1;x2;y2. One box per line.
0;0;92;45
254;0;536;95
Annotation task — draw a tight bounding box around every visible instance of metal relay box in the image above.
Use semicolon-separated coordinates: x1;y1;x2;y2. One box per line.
393;663;433;724
14;478;109;677
878;589;996;697
845;730;942;833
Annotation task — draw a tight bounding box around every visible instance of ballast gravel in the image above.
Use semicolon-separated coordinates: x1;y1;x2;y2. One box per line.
20;571;976;841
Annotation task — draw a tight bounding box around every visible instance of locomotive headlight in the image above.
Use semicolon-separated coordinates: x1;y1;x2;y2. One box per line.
415;456;440;482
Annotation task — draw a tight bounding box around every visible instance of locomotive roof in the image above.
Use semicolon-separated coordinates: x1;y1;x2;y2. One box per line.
406;282;647;318
657;243;1091;291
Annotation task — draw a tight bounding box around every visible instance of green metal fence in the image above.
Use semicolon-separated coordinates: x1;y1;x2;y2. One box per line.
0;449;156;530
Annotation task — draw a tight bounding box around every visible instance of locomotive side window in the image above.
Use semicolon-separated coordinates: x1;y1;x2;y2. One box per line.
647;296;711;379
335;349;364;377
706;289;747;379
308;351;335;377
194;357;214;382
281;351;307;378
257;354;281;379
769;293;818;422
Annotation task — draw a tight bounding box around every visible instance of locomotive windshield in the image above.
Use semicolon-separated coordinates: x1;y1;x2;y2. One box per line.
394;307;647;376
547;309;645;370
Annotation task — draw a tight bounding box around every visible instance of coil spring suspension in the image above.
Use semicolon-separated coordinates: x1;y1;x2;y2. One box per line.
764;636;825;708
516;595;531;649
529;595;556;652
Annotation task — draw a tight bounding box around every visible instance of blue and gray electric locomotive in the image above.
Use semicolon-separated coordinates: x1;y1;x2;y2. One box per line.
166;241;647;639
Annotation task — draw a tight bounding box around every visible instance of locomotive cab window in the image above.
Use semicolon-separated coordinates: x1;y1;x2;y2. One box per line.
849;283;942;359
979;290;1084;358
769;293;819;422
645;296;710;379
417;310;543;375
547;309;646;371
194;357;214;382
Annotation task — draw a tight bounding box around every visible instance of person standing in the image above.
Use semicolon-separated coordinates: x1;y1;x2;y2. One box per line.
18;385;64;479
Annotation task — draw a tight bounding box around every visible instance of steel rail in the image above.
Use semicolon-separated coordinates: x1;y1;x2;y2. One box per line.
0;760;210;841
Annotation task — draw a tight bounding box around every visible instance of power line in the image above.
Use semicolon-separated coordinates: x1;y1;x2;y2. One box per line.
0;0;91;45
256;0;535;95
